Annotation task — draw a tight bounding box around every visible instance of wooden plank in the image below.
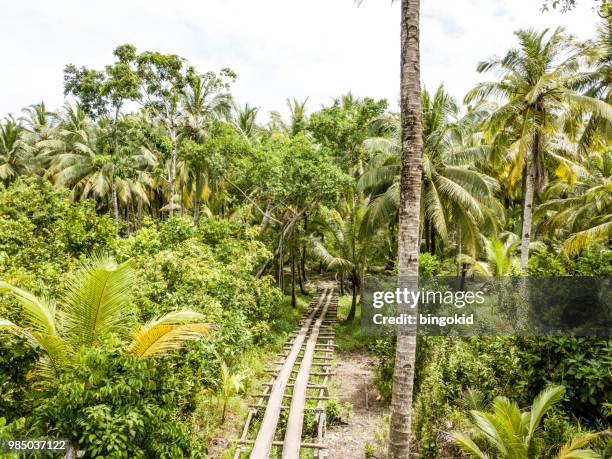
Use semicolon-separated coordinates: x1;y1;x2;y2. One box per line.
249;288;329;459
282;290;332;459
237;439;327;449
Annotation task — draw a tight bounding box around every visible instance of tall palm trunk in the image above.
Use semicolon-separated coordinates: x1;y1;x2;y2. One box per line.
346;270;359;322
519;163;535;271
520;134;539;271
389;0;423;457
137;197;143;229
168;129;178;217
111;182;119;221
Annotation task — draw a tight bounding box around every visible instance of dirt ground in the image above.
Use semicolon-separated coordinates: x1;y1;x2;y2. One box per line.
326;352;388;459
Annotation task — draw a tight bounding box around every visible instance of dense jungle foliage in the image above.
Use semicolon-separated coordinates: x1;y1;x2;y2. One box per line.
0;15;610;458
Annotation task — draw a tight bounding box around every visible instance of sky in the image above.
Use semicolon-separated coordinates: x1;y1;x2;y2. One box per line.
0;0;601;120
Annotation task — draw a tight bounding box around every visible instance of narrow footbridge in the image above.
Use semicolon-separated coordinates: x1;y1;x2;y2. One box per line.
233;287;338;458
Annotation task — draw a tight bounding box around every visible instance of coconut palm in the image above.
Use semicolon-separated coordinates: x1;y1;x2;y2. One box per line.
269;98;309;137
567;20;611;155
180;75;234;221
45;105;154;219
355;0;425;454
20;102;56;142
0;117;30;185
452;385;602;458
537;151;612;256
182;73;233;142
217;362;244;424
0;255;210;380
359;86;501;257
310;202;371;322
232;102;259;141
465;27;612;271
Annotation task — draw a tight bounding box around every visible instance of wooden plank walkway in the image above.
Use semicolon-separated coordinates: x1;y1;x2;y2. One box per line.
233;286;337;458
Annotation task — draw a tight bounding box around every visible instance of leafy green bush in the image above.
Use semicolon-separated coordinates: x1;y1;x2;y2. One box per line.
0;178;117;294
29;344;206;458
375;334;611;457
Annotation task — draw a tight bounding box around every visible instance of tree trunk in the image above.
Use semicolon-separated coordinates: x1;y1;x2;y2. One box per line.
520;157;536;271
193;192;200;223
291;250;297;308
168;129;177;217
111;182;119;221
430;226;436;256
298;257;307;295
346;271;358;322
64;443;76;459
137;197;143;229
339;271;345;296
301;215;308;282
389;0;423;457
221;399;227;424
180;179;185;218
259;200;273;235
460;263;467;291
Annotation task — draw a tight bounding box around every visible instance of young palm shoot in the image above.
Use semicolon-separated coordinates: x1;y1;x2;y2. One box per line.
218;362;244;424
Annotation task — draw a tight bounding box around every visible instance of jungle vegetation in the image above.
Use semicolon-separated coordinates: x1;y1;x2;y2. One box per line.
0;11;610;458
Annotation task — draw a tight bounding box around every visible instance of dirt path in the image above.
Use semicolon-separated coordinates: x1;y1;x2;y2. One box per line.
326;352;388;459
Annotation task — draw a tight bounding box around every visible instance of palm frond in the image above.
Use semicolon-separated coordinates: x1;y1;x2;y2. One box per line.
129;310;211;357
0;281;57;335
451;431;491;459
62;255;134;347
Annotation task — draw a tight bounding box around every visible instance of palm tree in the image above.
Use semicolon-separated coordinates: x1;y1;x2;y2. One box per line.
310;202;371;321
217;362;244;424
182;73;233;142
357;0;425;455
537;151;612;256
356;0;424;453
0;255;210;379
44;105;154;220
20;102;56;143
269;98;309;137
0;117;30;185
465;27;612;271
19;103;57;174
359;86;501;258
232;102;259;141
452;385;602;458
181;75;233;221
459;234;521;276
568;20;611;155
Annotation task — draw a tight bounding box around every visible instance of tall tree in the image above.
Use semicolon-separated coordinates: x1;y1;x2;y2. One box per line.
466;27;611;270
310;202;371;321
393;0;423;456
356;0;424;455
64;44;142;220
134;50;190;217
0;117;29;186
358;86;500;257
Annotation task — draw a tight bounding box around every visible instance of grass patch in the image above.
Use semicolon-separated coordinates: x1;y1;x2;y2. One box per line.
335;294;377;352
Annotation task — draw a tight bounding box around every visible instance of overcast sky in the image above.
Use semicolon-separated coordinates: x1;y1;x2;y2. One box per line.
0;0;600;120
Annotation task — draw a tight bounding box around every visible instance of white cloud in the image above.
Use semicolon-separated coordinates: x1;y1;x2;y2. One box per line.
0;0;600;120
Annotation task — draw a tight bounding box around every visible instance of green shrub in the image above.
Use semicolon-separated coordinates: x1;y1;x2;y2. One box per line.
25;345;206;458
